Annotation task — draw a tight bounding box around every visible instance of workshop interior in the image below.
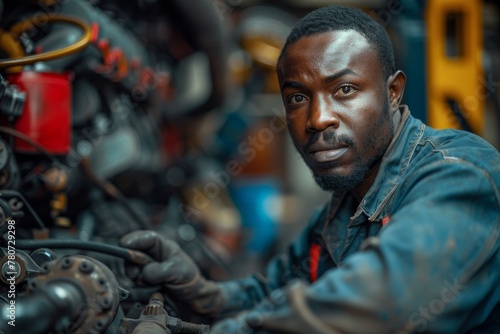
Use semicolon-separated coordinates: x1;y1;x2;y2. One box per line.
0;0;498;333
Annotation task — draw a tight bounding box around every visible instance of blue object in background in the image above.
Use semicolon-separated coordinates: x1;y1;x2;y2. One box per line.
230;177;281;255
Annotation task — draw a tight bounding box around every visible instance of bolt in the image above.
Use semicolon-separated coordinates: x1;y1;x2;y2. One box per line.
41;262;51;273
79;260;94;274
97;277;106;287
61;257;73;269
100;296;112;310
2;261;20;280
8;198;22;211
94;319;106;330
95;277;107;293
28;279;38;290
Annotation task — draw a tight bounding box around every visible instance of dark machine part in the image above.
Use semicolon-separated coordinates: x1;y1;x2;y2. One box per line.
0;248;42;286
119;292;210;334
38;0;151;87
0;198;11;234
119;292;169;334
28;247;58;266
0;279;85;334
1;255;122;334
0;189;48;230
0;74;25;120
0;138;20;190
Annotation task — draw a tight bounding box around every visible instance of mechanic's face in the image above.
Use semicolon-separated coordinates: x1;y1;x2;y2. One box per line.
278;30;404;195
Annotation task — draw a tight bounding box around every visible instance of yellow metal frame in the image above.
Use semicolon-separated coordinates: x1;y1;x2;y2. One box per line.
426;0;483;134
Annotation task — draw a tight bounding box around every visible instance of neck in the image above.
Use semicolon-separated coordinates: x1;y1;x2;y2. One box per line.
349;160;382;203
349;107;402;202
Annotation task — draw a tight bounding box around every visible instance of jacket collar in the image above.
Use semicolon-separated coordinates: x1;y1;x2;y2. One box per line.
357;105;425;221
327;106;426;224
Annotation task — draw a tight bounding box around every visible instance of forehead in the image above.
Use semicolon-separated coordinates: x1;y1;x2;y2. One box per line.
278;30;382;81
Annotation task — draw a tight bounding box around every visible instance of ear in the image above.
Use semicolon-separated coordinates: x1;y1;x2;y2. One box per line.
386;70;406;111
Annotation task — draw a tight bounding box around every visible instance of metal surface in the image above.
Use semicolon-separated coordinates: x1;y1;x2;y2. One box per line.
26;255;120;334
119;292;210;334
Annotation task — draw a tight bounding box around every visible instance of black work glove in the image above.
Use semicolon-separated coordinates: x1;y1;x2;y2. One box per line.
119;230;223;315
209;313;254;334
209;308;277;334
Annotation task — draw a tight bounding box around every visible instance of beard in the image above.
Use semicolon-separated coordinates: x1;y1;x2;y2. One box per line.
304;96;394;192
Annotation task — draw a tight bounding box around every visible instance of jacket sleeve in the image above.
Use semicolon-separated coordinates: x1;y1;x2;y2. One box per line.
214;205;328;318
242;160;500;333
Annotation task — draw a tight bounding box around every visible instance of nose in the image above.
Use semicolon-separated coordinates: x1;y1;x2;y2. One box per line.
306;95;340;132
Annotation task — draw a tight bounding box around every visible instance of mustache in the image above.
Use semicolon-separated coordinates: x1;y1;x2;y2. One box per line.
303;131;354;151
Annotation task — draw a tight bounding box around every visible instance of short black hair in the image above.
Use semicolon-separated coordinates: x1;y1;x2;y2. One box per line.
278;5;395;80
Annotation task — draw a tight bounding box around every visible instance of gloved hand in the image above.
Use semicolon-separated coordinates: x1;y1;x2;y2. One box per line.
209;310;276;334
209;314;253;334
119;230;223;315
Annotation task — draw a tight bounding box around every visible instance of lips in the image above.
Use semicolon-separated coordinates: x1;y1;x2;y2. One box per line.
305;133;352;164
311;147;348;163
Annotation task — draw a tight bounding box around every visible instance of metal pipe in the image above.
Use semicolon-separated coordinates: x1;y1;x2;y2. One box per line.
0;281;84;334
0;15;91;69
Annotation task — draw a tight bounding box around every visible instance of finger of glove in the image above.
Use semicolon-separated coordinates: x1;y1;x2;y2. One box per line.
124;263;141;280
119;230;180;260
142;255;198;285
119;230;157;250
138;262;167;285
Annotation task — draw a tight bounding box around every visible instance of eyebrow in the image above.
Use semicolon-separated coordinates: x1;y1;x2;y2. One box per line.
281;68;357;91
323;68;357;84
281;81;304;90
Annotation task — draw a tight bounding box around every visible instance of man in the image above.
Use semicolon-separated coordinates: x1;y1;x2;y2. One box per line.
120;5;500;333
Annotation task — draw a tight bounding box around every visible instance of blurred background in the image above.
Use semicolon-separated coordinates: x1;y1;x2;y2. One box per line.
0;0;498;284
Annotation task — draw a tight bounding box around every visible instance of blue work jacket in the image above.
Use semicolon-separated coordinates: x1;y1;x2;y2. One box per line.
218;106;500;333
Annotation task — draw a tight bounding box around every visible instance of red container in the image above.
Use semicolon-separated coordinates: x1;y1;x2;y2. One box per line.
8;71;72;155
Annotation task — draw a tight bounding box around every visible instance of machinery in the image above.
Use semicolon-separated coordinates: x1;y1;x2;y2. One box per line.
0;0;232;332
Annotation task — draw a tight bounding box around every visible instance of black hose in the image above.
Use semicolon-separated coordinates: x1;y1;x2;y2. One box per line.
0;126;61;165
14;238;154;266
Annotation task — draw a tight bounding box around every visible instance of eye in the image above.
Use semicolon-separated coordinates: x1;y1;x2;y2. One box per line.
286;94;307;105
335;84;357;97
